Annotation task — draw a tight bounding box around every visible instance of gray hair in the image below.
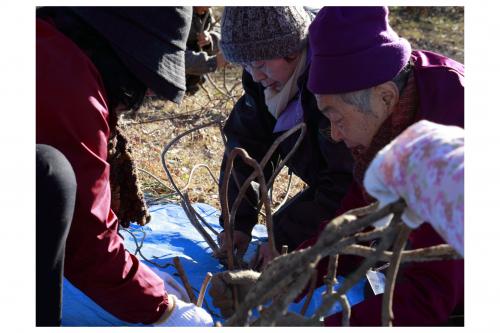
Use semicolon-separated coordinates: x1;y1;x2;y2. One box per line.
340;89;373;114
339;61;413;114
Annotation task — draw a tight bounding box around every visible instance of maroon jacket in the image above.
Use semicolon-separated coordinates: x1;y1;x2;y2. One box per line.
300;50;464;326
36;19;168;324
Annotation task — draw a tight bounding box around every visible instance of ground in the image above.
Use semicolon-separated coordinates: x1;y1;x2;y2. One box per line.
119;6;464;220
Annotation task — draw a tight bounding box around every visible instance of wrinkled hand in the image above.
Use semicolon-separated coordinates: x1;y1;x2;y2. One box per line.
197;31;212;48
252;242;278;271
208;270;260;318
149;266;190;302
217;230;251;261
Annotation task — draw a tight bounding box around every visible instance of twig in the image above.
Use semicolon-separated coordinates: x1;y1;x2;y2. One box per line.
220;148;275;308
382;223;412;326
173;257;197;304
324;254;339;294
343;201;379;218
217;120;227;146
197;272;213;307
199;80;213;99
228;75;242;94
160;121;225;251
260;123;307;192
179;163;219;193
224;201;405;326
220;150;245;308
192;208;220;237
161;120;224;200
223;124;305;222
272;171;294;213
137;168;175;193
144;194;177;206
311;207;403;322
222;65;231;94
254;123;306;213
206;73;234;100
222;195;461;326
182;192;220;253
339;294;351;326
339;243;461;262
222;148;277;264
188;284;223;320
300;270;318;315
128;110;204;125
355;226;391;243
225;124;306;253
246;201;404;325
169;163;221;236
253;261;318;326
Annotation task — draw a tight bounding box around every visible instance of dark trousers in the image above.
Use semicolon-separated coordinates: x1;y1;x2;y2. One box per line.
36;144;76;326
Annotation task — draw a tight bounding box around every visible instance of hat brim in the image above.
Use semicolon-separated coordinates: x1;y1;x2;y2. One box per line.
71;7;187;104
113;46;186;103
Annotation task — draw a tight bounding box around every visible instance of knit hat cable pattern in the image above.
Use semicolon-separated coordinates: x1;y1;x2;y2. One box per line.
220;6;311;63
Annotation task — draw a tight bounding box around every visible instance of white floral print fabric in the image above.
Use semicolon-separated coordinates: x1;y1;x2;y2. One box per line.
364;120;464;256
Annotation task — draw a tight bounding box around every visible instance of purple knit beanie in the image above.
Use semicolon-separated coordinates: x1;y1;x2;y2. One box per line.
307;6;411;94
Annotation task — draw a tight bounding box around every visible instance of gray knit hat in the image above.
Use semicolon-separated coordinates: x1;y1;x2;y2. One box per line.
220;6;311;63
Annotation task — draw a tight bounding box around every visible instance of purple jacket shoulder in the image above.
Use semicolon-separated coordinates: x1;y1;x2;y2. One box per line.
412;50;464;128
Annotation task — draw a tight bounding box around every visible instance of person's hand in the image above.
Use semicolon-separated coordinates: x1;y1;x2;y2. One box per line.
215;52;227;69
208;270;260;318
197;31;212;48
149;266;190;302
252;242;278;271
154;294;213;327
217;230;251;260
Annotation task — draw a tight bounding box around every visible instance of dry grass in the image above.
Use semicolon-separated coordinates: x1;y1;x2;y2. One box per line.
390;7;464;63
120;65;242;211
119;7;464;216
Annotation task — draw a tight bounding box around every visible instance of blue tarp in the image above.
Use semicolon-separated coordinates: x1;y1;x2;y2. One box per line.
62;203;366;326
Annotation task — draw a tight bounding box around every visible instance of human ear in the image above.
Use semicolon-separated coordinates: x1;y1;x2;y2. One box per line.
376;82;399;111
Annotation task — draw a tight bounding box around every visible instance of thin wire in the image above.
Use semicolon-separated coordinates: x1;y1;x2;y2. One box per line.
118;226;172;269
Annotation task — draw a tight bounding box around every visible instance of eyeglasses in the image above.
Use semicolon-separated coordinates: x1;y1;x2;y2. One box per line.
241;60;266;73
241;53;299;73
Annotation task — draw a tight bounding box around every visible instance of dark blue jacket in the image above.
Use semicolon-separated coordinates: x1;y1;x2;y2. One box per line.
219;62;354;250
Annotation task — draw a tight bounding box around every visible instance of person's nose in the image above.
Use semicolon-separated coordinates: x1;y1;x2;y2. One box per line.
248;67;267;83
